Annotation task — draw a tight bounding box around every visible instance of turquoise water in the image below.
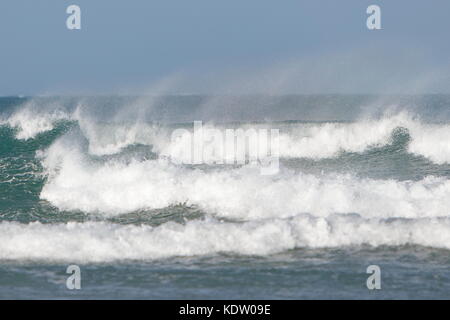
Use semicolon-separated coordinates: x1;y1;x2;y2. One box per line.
0;96;449;299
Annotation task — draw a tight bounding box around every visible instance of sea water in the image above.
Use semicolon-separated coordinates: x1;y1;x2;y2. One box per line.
0;95;449;299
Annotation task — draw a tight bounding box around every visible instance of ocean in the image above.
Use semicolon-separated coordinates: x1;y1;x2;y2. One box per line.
0;95;449;299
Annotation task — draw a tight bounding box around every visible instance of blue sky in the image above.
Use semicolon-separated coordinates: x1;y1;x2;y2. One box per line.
1;0;450;95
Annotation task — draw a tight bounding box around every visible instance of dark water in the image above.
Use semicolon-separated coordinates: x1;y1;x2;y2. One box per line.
0;96;449;299
1;247;450;300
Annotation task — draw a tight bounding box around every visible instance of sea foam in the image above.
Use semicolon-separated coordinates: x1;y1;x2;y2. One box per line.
0;216;449;262
2;103;450;262
5;105;450;164
40;136;450;220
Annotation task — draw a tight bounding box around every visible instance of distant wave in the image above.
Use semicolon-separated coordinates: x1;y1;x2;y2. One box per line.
2;104;450;164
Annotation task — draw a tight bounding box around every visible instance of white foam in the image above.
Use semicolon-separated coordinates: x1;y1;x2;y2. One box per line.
4;105;450;164
408;123;450;165
277;116;405;158
152;112;450;164
39;136;450;220
3;106;69;140
77;120;170;156
1;216;449;262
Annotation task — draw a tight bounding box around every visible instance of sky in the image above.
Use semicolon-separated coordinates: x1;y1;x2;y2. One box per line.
1;0;450;95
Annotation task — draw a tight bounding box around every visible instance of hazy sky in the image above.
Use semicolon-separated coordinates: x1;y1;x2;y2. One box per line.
1;0;450;95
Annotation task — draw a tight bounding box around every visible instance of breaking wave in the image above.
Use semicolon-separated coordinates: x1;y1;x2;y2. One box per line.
39;141;450;220
3;105;450;164
1;99;450;261
0;216;449;262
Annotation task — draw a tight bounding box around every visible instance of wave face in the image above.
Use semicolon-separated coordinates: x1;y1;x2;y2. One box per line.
1;95;450;262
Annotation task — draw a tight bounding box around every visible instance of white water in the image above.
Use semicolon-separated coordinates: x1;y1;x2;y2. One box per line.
4;106;450;164
1;216;449;262
1;102;69;140
37;134;450;220
2;103;450;261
